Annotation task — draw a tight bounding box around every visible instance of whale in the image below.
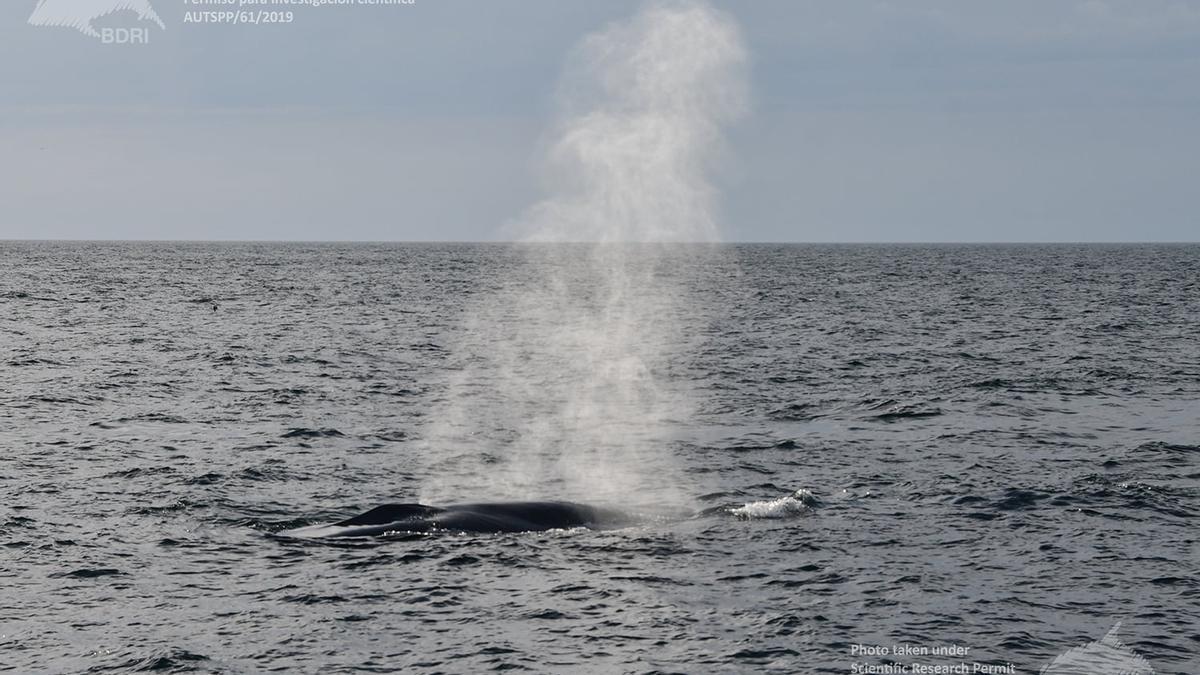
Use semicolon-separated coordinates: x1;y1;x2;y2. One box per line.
278;500;634;538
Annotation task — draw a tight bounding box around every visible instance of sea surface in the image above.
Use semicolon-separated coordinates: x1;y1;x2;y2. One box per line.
1;242;1197;674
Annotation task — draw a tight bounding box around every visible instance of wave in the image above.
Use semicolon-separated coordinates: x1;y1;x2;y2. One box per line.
280;427;345;439
869;402;942;421
952;475;1196;521
49;568;126;579
99;648;211;673
1;290;57;301
766;402;824;421
729;489;821;519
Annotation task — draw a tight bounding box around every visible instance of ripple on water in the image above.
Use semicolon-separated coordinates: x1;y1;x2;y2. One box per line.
3;243;1198;674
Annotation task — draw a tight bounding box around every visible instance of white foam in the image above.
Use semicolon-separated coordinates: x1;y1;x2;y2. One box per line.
730;490;820;519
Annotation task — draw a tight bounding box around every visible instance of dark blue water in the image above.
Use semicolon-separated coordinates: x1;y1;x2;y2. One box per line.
1;242;1197;673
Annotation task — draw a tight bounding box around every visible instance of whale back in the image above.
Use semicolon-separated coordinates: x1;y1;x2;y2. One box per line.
277;500;631;538
432;501;609;532
335;503;443;527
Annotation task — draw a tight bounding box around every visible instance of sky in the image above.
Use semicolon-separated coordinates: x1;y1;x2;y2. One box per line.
1;0;1198;242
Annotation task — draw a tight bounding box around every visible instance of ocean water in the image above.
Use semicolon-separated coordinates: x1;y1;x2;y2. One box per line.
1;241;1197;674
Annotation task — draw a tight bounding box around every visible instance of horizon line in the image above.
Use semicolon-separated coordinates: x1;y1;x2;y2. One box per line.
2;238;1198;245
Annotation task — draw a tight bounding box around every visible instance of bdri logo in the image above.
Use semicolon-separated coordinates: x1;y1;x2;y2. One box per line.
1041;622;1155;675
28;0;164;44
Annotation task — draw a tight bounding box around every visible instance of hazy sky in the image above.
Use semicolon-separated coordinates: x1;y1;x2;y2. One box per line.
2;0;1197;242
